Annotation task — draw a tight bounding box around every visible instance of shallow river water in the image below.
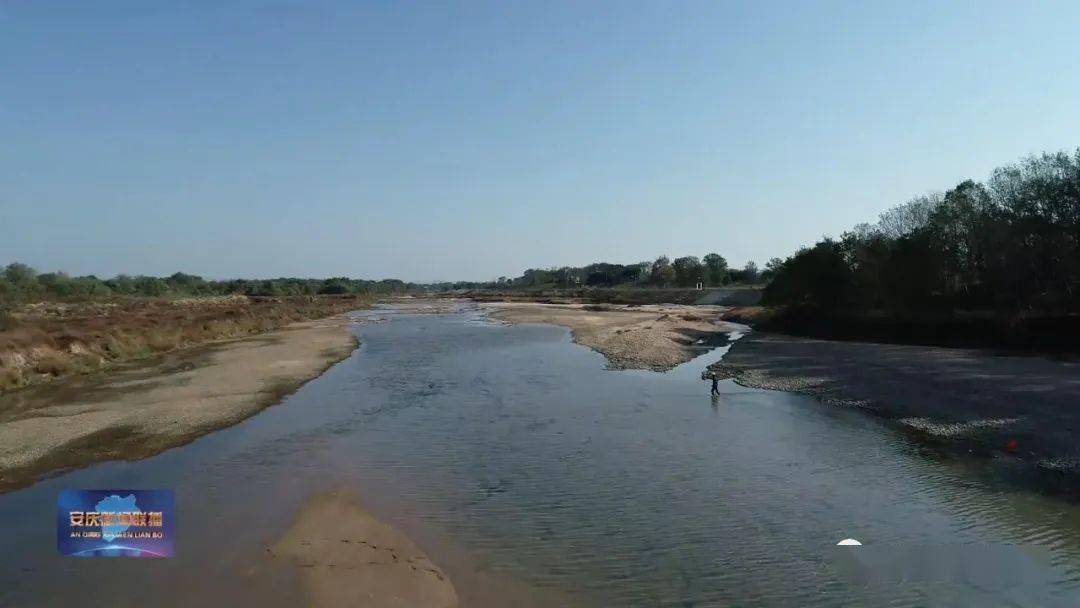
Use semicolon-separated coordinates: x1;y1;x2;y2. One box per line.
3;304;1080;606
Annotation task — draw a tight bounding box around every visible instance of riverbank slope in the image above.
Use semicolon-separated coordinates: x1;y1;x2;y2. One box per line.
0;314;358;492
0;295;368;392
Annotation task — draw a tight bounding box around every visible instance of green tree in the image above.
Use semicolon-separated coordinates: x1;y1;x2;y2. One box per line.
37;272;75;297
762;257;784;282
649;256;675;286
742;261;759;283
4;262;37;286
702;253;729;285
133;276;170;297
166;272;207;295
763;241;852;308
671;256;705;287
106;274;136;294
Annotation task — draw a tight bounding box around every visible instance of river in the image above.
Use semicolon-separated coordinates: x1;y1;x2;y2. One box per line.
3;303;1080;606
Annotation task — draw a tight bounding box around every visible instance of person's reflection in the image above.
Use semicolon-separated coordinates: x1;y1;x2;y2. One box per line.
710;393;721;409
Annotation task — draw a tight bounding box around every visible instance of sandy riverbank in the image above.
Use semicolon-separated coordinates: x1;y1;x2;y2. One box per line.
0;315;358;492
270;490;458;608
711;332;1080;482
0;295;368;392
488;302;740;371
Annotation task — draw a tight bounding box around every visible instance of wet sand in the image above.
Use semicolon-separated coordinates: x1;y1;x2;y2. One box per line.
712;332;1080;481
270;490;458;608
488;302;739;371
493;301;1080;488
0;315;358;492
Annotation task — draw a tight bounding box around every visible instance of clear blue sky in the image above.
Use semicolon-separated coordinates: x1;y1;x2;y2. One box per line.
2;1;1078;282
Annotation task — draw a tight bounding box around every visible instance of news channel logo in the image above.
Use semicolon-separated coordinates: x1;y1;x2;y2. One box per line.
56;489;175;558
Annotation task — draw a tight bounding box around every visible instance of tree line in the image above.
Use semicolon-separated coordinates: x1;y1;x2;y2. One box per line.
764;148;1080;315
505;255;761;289
0;264;412;307
10;146;1073;312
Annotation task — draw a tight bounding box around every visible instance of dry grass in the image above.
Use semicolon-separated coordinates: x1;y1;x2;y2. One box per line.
0;295;369;392
718;305;775;324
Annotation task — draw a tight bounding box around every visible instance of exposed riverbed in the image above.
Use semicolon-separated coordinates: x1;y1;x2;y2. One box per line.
710;331;1080;490
3;303;1080;606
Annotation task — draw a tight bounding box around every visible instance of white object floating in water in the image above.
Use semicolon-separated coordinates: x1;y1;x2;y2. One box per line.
836;538;862;546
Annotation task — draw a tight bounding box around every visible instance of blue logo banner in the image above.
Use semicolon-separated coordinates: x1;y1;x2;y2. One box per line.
56;489;175;558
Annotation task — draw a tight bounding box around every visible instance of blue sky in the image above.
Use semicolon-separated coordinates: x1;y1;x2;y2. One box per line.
2;1;1078;281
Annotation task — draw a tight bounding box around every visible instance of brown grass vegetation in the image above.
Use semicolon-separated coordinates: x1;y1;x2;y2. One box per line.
0;295;369;392
717;306;776;325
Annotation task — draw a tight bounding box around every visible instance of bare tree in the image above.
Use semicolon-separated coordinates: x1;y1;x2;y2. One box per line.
877;194;941;239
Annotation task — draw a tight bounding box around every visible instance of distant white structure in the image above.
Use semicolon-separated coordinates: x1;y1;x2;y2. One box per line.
836;538;862;546
695;282;703;290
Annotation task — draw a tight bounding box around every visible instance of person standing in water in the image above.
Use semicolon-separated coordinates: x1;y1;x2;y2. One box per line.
710;373;720;396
